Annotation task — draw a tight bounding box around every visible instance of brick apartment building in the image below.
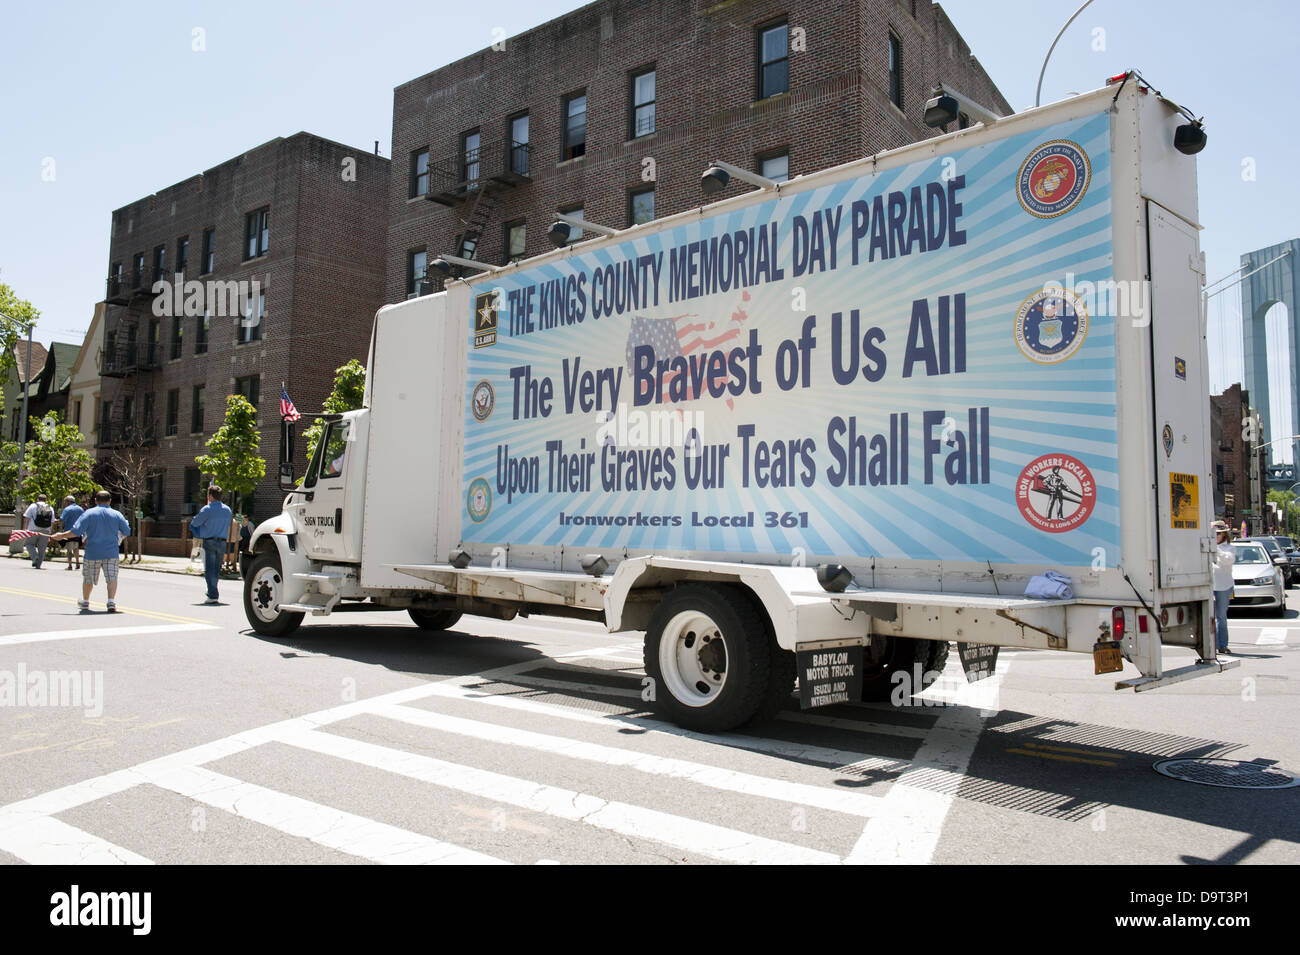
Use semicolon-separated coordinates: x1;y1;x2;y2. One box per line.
387;0;1012;299
1211;383;1267;531
99;134;389;522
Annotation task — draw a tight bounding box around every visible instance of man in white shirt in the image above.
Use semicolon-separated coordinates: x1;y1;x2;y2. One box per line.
22;494;55;568
1210;520;1235;655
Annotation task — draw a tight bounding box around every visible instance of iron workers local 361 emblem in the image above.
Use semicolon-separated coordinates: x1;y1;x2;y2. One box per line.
1015;453;1097;533
1017;140;1090;218
466;477;492;523
1014;288;1088;364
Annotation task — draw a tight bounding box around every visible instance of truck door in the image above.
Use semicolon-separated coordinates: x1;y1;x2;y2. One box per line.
296;417;363;562
1148;202;1212;587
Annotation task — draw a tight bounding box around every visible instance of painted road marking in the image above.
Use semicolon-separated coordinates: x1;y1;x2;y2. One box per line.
138;763;508;865
0;623;218;647
0;815;153;865
0;585;211;626
1256;628;1288;645
287;727;838;865
842;656;1012;865
372;701;883;817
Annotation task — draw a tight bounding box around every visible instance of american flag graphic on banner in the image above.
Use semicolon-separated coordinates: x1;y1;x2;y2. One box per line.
624;291;752;406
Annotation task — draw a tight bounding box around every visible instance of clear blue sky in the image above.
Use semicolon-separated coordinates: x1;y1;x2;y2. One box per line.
2;0;1295;404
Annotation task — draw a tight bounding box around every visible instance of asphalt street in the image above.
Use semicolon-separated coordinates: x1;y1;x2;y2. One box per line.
0;554;1296;865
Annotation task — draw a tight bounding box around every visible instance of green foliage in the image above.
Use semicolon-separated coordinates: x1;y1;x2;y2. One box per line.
196;395;266;500
303;359;366;466
0;438;18;512
1;278;41;409
16;412;99;506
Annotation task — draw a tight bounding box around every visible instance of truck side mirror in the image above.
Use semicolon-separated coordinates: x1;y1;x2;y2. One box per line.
279;463;296;490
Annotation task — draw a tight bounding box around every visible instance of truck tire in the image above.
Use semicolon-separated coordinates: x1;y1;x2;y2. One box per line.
244;551;304;638
407;608;463;631
644;583;775;732
860;636;950;703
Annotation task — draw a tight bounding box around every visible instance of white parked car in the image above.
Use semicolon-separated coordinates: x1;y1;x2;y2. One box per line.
1229;541;1286;611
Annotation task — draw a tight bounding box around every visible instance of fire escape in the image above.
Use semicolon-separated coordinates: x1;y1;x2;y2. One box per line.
420;136;531;289
100;262;163;448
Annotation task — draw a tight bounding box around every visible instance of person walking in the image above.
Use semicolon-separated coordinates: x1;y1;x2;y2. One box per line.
22;494;56;568
1210;520;1235;656
50;490;131;612
237;514;254;577
58;495;84;570
189;485;233;605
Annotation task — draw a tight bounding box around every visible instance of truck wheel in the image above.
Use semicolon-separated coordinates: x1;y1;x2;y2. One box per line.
861;636;949;703
407;609;463;631
644;583;773;732
244;551;304;638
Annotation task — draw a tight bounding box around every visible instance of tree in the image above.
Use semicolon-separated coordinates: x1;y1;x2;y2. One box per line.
1;277;41;409
104;435;162;562
1267;488;1297;536
302;360;366;466
17;412;98;507
195;395;266;510
0;438;18;513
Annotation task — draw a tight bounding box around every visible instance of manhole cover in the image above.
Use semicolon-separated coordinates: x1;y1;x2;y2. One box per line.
1153;758;1300;789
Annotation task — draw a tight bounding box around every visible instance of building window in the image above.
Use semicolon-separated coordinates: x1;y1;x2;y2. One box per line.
100;400;113;441
152;245;166;283
239;290;265;343
132;253;146;288
177;236;189;274
462;130;481;188
109;262;123;296
508;113;530;176
245;207;270;259
201;228;215;274
559;205;584;245
147;318;160;364
628;187;655;226
504;220;526;265
166;389;179;437
72;398;82;430
631;68;655;138
141;393;154;438
408;249;427;296
195;309;209;354
171;316;184;360
191;386;205;434
758;149;790;183
146;472;165;517
184;467;201;514
411;148;430;198
888;33;903;110
563;92;587;160
235;375;260;409
758;21;789;100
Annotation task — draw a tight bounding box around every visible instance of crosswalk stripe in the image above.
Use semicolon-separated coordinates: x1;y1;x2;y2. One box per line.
778;711;931;739
422;676;912;773
0;814;152;865
0;623;218;647
372;702;882;817
1256;628;1288;645
497;671;642;699
287;728;839;865
138;763;508;865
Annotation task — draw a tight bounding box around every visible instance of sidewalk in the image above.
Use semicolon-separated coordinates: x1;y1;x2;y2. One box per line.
2;549;241;579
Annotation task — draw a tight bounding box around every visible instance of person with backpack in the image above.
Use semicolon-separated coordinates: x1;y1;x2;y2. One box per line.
22;494;55;568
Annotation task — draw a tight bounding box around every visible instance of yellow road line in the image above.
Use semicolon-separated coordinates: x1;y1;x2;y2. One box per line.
1020;741;1125;759
0;585;207;626
1005;746;1120;767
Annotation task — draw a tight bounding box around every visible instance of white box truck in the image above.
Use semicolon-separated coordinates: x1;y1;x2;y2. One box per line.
244;75;1237;731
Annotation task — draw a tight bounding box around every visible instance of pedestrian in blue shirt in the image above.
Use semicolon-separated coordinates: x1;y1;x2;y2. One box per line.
59;495;84;571
190;484;233;604
51;490;131;612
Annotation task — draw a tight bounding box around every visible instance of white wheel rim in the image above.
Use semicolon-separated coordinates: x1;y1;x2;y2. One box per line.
658;610;728;707
250;566;283;623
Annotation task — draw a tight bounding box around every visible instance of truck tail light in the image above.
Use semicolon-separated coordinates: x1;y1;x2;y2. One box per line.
1138;614;1149;634
1111;607;1126;641
1160;607;1169;627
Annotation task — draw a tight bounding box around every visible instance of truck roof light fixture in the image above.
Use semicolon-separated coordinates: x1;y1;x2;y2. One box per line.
1174;120;1207;155
448;549;471;569
923;85;1005;129
547;213;619;249
580;554;609;577
430;254;495;276
700;159;779;196
816;563;853;593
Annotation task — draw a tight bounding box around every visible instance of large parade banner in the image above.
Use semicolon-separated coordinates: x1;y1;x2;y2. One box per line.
461;110;1119;567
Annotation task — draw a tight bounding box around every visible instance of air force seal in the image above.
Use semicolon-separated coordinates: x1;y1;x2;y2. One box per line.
1017;140;1090;219
1014;288;1089;364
